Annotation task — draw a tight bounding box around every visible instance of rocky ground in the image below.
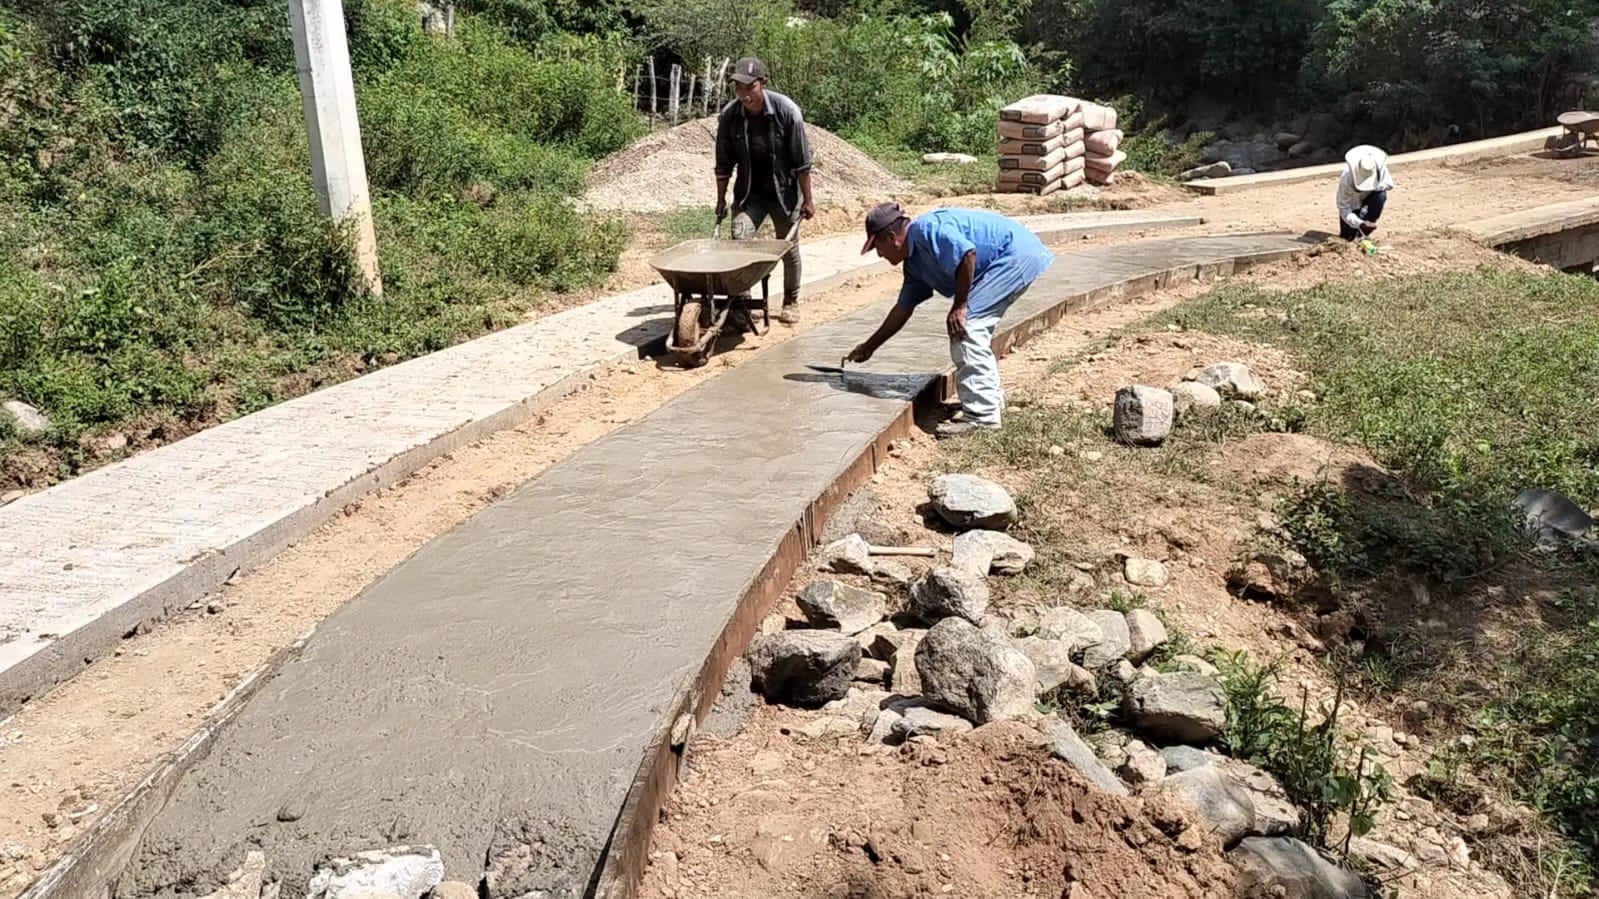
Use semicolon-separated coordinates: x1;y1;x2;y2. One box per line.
640;262;1537;898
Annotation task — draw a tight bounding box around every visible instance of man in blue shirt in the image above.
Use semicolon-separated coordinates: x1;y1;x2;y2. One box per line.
846;203;1055;437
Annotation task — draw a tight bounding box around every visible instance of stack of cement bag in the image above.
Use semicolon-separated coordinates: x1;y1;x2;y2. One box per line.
1080;101;1125;185
996;95;1086;196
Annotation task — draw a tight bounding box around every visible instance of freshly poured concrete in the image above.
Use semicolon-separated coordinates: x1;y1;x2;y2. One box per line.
113;233;1311;899
0;210;1200;718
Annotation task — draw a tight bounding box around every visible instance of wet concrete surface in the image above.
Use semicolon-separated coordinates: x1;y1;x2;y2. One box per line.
115;234;1311;898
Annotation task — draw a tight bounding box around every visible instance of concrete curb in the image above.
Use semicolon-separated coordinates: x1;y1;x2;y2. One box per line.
1184;127;1563;195
0;211;1200;718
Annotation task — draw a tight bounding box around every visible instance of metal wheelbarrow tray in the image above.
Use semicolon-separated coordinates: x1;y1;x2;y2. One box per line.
648;234;793;367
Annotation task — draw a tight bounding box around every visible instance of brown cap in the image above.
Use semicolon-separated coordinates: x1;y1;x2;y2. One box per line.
730;57;769;84
861;202;908;254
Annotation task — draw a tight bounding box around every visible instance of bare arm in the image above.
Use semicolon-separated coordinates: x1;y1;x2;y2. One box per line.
797;170;815;219
947;251;976;340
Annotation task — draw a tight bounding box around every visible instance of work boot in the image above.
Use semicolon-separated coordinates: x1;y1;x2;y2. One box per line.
778;302;800;325
935;420;998;440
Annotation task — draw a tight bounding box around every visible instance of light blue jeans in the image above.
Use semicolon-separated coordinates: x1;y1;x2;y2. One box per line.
950;286;1029;426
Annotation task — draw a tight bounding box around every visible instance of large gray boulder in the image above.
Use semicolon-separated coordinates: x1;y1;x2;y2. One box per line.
796;580;887;635
928;474;1016;530
1124;669;1227;743
1113;385;1174;446
1161;766;1256;847
1232;836;1371;898
951;529;1035;575
1081;610;1133;670
748;631;862;706
819;533;873;575
915;618;1036;724
1513;488;1595;549
1047;720;1129;796
1180;161;1232;181
909;566;989;625
1220;758;1304;837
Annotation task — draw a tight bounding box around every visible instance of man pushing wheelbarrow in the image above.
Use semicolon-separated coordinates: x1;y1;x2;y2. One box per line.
714;56;816;325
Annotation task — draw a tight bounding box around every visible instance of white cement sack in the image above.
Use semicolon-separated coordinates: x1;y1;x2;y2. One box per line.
1084;129;1124;156
998;146;1068;171
1080;102;1118;132
999;94;1082;124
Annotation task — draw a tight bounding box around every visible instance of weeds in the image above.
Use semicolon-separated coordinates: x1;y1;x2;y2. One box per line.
1210;649;1394;849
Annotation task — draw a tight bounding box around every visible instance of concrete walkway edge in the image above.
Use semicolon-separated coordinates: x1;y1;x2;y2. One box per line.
0;210;1200;716
1184;127;1562;195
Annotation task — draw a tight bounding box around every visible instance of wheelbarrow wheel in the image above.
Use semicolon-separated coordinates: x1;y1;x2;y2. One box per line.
674;299;708;367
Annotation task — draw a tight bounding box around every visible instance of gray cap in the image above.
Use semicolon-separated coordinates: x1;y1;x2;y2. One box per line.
861;201;908;253
730;57;769;84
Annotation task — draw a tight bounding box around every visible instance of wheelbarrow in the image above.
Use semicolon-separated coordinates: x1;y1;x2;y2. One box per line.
1552;110;1599;156
649;219;798;368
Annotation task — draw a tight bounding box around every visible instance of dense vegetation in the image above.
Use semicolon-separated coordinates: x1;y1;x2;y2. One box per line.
4;0;1599;487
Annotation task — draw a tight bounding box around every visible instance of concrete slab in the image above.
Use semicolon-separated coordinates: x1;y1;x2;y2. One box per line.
1185;127;1563;195
1458;195;1599;245
106;233;1313;899
0;210;1202;717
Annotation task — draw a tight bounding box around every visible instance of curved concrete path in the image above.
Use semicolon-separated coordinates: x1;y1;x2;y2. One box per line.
88;232;1314;899
0;210;1200;717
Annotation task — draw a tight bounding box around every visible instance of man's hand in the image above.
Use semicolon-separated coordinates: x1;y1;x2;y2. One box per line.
946;304;969;341
800;197;815;220
715;197;729;222
845;343;875;364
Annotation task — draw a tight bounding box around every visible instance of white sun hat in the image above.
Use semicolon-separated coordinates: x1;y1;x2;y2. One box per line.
1345;145;1388;192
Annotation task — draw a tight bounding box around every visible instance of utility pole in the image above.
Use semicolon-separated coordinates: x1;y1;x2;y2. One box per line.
289;0;383;295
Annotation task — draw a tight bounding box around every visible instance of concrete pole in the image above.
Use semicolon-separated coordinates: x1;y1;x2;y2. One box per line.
289;0;383;295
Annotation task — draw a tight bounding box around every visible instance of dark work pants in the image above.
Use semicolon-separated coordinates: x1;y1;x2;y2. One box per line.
732;195;802;305
1340;189;1388;240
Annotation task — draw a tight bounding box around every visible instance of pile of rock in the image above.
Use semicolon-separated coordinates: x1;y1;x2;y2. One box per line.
1113;360;1267;447
996;94;1087;197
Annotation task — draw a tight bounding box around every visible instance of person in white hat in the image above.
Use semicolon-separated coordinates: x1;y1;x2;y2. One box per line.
1337;145;1395;241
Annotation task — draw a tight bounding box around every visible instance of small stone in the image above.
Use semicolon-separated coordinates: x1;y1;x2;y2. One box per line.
1159;745;1219;773
0;490;24;505
276;801;305;823
206;601;225;615
1;400;50;435
305;845;445;899
1124;670;1227;744
889;630;927;695
1048;721;1130;796
928;474;1016;531
1048;444;1065;456
748;631;863;706
951;530;1035;576
819;534;873;575
854;658;890;684
1014;636;1097;697
431;883;477;899
797;580;887;636
1170;654;1219;676
1347;836;1419;873
1082;450;1104;462
1081;610;1132;670
915;618;1036;724
891;706;975;741
909;566;989;626
1115;738;1168;787
1122;557;1169;588
1110;659;1138;686
1226;552;1309;602
1123;609;1168;664
794;715;860;740
197;850;266;899
1113;386;1175;446
1192;362;1265;399
868;708;904;744
1180;161;1232;181
1037;607;1106;655
822;687;891;729
856;622;901;659
1170;382;1223;419
1162;767;1256;847
1231;836;1370;897
870;560;914;588
759;613;788;635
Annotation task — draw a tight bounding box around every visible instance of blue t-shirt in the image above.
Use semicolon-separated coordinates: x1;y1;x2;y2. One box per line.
894;209;1055;317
